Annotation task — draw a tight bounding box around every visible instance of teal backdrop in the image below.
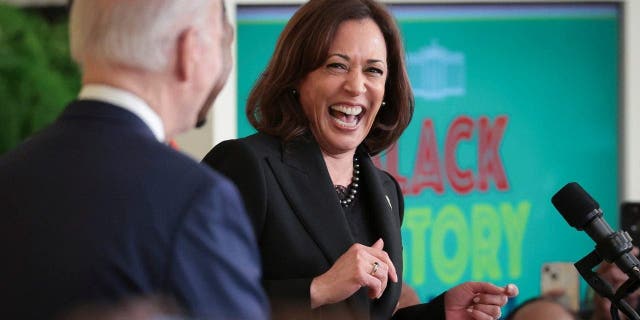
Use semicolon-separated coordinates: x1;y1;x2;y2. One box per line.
236;3;620;308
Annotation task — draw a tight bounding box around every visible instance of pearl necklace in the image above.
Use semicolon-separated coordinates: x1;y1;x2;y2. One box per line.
334;156;360;208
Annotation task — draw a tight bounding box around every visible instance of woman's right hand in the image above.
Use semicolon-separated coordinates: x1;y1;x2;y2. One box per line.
309;238;398;308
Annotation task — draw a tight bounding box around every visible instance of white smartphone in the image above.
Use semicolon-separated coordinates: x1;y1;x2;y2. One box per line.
540;262;580;312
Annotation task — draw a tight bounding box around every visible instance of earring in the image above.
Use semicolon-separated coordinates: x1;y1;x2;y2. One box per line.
292;89;297;96
381;101;386;107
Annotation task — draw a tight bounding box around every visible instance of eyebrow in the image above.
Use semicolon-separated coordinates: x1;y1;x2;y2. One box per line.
329;53;386;65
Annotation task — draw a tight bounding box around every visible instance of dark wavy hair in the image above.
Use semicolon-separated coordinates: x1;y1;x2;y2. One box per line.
246;0;414;155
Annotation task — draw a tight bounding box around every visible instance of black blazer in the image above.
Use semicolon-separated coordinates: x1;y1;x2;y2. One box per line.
0;101;268;319
203;132;444;320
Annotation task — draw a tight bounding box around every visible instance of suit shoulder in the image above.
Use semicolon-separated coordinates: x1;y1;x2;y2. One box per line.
369;161;403;200
371;163;399;185
167;153;244;216
148;143;232;189
204;132;280;163
147;148;236;204
236;132;281;155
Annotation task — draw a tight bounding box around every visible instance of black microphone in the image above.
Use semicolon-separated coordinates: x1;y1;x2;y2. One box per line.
551;182;640;278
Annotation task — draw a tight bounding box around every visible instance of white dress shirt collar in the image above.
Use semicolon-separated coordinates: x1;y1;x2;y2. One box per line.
78;84;165;142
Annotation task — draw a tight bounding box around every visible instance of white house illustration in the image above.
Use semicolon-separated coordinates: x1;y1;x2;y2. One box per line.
407;41;466;100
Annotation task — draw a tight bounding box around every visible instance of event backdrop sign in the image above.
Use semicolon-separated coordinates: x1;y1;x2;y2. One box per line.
236;3;620;306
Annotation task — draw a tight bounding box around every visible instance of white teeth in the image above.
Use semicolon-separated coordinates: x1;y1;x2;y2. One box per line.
330;105;362;116
334;118;357;128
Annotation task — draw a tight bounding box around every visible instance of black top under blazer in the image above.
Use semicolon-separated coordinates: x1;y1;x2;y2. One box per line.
203;132;445;320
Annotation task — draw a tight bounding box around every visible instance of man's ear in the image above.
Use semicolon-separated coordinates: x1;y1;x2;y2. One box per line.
176;27;198;82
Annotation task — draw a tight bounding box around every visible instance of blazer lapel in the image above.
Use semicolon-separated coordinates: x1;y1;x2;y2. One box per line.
358;149;404;316
358;150;402;265
266;138;355;265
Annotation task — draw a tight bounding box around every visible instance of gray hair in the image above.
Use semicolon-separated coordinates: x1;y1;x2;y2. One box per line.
70;0;215;72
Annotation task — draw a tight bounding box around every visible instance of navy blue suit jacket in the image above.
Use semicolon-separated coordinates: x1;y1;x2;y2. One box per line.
0;100;268;319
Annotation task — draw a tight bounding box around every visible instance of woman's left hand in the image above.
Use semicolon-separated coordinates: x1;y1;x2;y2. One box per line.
444;282;519;320
309;238;398;308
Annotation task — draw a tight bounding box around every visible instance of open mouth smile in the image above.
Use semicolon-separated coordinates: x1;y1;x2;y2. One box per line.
329;104;364;129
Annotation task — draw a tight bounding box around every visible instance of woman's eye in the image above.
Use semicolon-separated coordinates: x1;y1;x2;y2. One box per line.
367;67;384;76
327;62;347;70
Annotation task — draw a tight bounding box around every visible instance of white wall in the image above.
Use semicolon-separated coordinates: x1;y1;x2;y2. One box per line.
623;0;640;201
177;0;639;202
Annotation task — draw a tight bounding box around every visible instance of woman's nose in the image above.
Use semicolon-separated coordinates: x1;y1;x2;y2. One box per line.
344;71;366;95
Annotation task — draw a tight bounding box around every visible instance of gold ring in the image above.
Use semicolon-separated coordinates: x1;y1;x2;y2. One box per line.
370;262;380;275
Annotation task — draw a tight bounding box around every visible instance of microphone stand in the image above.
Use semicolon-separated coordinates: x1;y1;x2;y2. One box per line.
612;272;640;320
575;250;640;320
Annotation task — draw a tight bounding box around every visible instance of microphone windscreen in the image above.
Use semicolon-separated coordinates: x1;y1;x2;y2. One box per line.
551;182;600;229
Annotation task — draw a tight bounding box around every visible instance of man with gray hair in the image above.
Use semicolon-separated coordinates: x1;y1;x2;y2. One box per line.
0;1;268;319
